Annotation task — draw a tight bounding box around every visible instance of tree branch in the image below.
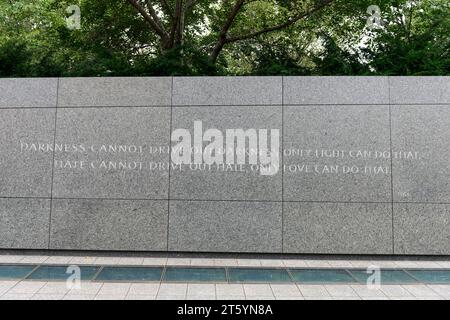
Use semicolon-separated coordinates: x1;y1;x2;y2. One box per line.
173;0;185;45
209;0;335;62
219;0;247;39
209;0;246;62
127;0;169;40
144;0;168;32
160;0;174;19
226;0;335;43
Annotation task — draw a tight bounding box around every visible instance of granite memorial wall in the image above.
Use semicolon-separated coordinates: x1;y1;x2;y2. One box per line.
0;76;449;255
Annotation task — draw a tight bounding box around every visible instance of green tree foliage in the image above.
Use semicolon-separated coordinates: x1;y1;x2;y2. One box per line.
0;0;448;76
364;0;450;75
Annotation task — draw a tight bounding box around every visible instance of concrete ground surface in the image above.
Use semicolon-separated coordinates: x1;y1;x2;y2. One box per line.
0;253;449;300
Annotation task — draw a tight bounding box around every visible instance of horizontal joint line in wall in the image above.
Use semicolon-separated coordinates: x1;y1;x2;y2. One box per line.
1;104;447;109
283;103;450;106
171;104;283;107
0;106;174;109
1;197;449;205
0;107;57;110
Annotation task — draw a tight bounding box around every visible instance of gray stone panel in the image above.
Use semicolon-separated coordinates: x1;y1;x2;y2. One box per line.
172;77;282;106
1;76;448;255
394;203;450;255
52;107;170;199
391;105;450;203
283;202;393;254
170;106;282;201
0;198;50;249
283;105;391;202
390;77;450;104
50;199;168;251
168;200;282;253
0;78;57;108
58;77;171;107
283;76;389;105
0;109;55;197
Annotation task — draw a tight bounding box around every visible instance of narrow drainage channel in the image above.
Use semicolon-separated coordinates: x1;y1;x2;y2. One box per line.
0;264;450;285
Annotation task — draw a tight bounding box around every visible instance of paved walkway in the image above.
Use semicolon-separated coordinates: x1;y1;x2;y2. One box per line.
2;254;450;268
1;253;449;300
1;280;450;300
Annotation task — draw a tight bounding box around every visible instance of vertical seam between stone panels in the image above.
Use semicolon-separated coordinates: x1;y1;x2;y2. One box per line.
167;77;173;251
47;78;59;249
281;76;284;253
388;76;395;254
